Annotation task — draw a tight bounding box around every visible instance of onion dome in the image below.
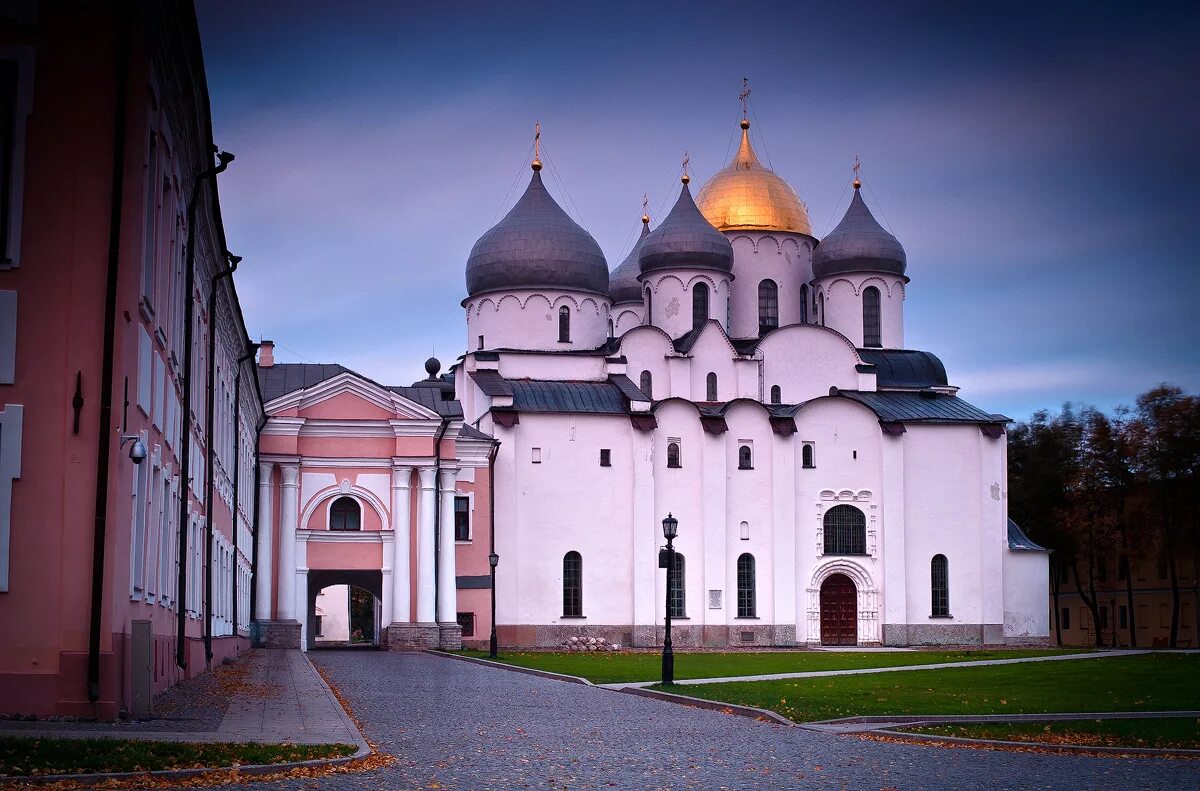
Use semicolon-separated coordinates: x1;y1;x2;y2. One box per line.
695;119;812;235
465;167;609;297
609;213;650;304
812;180;907;278
638;179;733;274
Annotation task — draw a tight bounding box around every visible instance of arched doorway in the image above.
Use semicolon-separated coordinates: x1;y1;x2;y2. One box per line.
820;574;857;646
306;570;382;650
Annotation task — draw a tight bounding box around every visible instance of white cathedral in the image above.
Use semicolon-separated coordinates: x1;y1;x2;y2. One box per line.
253;113;1050;651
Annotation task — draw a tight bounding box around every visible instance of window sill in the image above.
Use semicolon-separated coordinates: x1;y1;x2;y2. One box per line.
738;467;754;471
454;540;472;545
734;616;759;620
802;465;816;470
560;615;587;619
929;614;954;619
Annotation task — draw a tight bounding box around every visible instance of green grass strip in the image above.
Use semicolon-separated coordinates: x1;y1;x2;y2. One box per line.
0;736;356;777
666;654;1200;723
902;717;1200;750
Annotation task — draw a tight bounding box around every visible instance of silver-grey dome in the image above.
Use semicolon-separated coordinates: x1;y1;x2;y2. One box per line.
812;185;906;278
466;169;609;297
638;182;733;275
609;218;650;304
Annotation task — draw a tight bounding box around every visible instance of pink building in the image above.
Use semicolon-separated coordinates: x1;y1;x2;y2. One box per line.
0;2;262;718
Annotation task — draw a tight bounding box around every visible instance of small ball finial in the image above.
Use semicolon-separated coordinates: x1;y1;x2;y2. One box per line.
531;158;542;172
424;356;441;379
852;177;861;189
740;118;750;130
642;213;650;225
681;173;690;185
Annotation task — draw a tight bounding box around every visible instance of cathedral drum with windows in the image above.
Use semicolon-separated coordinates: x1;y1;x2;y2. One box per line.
255;109;1049;650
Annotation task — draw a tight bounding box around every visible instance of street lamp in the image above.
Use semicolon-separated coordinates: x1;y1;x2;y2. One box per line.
488;552;500;658
662;513;678;685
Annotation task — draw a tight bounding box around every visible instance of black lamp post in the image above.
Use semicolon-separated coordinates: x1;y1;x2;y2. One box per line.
488;552;500;658
661;512;678;685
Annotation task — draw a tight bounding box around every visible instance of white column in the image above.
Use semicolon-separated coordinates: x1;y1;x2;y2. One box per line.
416;467;437;623
437;467;460;624
391;465;413;624
254;461;275;620
277;463;300;621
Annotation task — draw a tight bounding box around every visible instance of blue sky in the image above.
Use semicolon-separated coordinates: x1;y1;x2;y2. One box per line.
196;1;1200;420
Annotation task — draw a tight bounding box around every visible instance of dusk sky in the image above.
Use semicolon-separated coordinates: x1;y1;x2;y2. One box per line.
195;1;1200;421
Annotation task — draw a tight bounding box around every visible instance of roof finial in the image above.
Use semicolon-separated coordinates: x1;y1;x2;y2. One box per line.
739;77;751;130
531;121;542;171
642;192;650;224
681;150;691;185
852;155;861;189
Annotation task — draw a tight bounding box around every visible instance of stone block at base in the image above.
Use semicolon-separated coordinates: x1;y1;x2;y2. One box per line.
438;623;463;651
254;620;301;649
385;622;440;650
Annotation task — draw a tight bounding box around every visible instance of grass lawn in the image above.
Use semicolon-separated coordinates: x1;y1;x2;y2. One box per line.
459;647;1080;684
901;717;1200;750
0;737;356;777
666;654;1199;723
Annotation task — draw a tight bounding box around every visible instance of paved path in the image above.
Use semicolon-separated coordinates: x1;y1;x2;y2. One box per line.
188;650;1195;790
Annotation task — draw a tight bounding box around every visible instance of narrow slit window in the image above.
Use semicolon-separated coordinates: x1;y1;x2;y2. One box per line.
863;286;881;347
738;444;752;469
639;369;653;399
563;551;582;617
770;385;781;404
667;441;681;469
558;306;571;342
706;372;717;401
758;279;778;336
692;282;709;330
931;554;949;616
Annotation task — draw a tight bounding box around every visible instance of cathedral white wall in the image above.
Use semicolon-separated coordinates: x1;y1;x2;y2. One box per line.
727;233;814;339
642;270;731;339
1003;550;1050;639
756;326;864;404
497;351;607;382
815;274;905;348
612;303;644;335
619;327;676;400
465;289;611;352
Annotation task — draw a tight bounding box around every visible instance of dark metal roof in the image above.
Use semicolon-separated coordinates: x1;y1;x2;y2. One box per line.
1008;518;1049;552
385;386;463;417
458;423;495;441
812;185;906;279
609;220;649;303
465;169;609;297
469;369;514;397
831;390;1004;424
639;182;733;274
509;379;629;414
609;373;651;402
257;363;352;402
856;349;949;388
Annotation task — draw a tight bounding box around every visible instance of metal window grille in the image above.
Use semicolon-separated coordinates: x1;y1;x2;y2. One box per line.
738;445;752;469
862;287;881;347
931;554;949;616
640;370;653;399
668;553;686;618
692;283;709;330
770;385;781;404
758;279;778;335
737;553;756;617
562;551;582;617
454;496;470;541
667;442;681;468
558;306;571;342
823;504;866;555
330;496;361;531
456;612;475;637
706;372;717;401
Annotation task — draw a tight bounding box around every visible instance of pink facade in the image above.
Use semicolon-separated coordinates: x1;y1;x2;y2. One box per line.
0;3;262;718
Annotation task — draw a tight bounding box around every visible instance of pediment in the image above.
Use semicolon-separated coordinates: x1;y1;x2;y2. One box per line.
266;371;441;420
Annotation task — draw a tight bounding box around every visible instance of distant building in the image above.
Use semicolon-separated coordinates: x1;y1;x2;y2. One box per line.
253;115;1050;650
0;1;262;718
1055;554;1196;648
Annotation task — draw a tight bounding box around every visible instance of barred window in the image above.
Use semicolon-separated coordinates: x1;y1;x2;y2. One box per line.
863;286;881;347
668;552;686;618
758;279;778;335
931;554;949;616
770;385;781;404
563;551;582;617
454;496;470;541
706;372;718;401
457;612;475;637
692;282;709;330
667;441;681;468
329;497;361;531
737;553;756;617
640;370;653;399
558;306;571;342
823;504;866;555
738;445;753;470
802;443;815;468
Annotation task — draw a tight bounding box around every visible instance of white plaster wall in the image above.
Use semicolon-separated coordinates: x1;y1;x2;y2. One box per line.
723;403;777;625
497;351;607;382
653;402;708;624
1003;551;1050;638
612;304;644;335
642;270;731;339
756;326;863;404
814;274;905;348
686;327;739;402
314;584;350;641
727;233;814;339
618;327;677;401
466;290;611;352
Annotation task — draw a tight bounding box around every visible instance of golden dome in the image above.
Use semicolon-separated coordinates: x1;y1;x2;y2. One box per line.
695;121;812;236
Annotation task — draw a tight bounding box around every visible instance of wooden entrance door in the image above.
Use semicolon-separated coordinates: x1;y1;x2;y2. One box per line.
820;574;857;646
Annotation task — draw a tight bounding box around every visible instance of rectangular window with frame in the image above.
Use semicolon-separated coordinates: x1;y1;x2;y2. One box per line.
454;496;470;541
456;612;475;637
599;448;611;467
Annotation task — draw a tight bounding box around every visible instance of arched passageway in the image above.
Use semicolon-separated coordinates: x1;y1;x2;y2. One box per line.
307;570;382;650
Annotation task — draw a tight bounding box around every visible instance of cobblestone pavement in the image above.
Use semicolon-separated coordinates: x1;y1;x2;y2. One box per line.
207;650;1194;790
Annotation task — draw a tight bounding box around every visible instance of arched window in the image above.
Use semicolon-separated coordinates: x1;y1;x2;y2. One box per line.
823;504;866;555
863;286;881;347
607;317;614;338
668;552;686;618
639;370;653;399
802;443;815;469
817;292;825;326
558;306;571;342
800;284;810;323
644;287;653;324
563;551;582;617
738;445;753;469
931;554;949;617
329;497;361;531
706;372;718;401
770;385;781;404
737;553;756;617
692;282;709;330
758;279;778;335
667;441;681;468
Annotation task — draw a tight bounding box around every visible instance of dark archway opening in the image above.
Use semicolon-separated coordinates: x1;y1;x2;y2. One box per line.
307;569;382;650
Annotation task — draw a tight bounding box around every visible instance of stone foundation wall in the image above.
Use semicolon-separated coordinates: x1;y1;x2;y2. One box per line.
254;620;301;649
882;623;1006;646
385;623;440;650
498;624;797;649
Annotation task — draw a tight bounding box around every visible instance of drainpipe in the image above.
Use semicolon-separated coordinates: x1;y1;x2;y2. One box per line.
87;3;129;704
431;418;450;627
203;253;240;669
176;149;234;670
229;342;258;647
